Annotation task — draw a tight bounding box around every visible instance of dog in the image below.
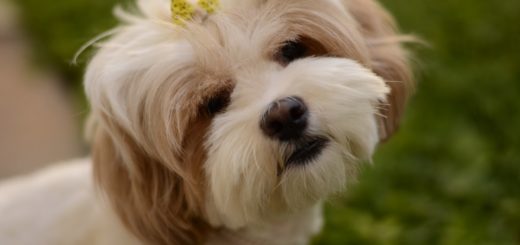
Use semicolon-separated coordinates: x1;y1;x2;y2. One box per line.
0;0;413;244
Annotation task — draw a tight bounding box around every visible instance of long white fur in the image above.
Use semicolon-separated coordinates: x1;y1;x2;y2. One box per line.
0;160;140;245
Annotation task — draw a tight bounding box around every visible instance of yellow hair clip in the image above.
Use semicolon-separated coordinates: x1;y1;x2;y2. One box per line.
171;0;219;25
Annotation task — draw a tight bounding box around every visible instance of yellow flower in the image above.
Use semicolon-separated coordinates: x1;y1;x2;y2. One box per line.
171;0;219;25
171;0;195;25
198;0;219;14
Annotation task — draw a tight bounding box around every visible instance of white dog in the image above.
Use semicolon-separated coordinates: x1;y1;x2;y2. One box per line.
0;0;413;244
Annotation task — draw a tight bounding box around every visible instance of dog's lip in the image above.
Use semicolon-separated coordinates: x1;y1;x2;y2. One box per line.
286;136;329;167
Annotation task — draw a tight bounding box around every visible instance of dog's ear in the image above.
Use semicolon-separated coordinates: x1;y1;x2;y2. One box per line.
89;112;209;245
343;0;414;141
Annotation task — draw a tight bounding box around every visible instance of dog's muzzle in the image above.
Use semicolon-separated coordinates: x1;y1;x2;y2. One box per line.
260;96;330;167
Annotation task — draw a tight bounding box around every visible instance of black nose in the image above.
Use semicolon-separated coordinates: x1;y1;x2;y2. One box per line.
260;96;308;141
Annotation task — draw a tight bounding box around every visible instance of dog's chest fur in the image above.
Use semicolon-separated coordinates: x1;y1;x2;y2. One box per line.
0;159;323;245
208;204;323;245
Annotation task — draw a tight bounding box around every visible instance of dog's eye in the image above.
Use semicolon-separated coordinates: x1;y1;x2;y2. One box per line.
206;93;231;115
275;37;328;65
278;40;308;64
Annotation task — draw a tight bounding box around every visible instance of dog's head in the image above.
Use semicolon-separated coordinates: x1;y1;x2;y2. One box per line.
85;0;413;244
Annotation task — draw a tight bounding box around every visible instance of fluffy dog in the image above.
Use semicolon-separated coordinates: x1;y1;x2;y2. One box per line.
0;0;413;244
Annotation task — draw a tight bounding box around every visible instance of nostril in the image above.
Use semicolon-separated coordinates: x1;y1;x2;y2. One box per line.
286;96;307;121
289;104;306;121
267;119;283;134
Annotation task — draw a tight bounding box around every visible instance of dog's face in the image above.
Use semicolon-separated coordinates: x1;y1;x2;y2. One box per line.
85;0;412;244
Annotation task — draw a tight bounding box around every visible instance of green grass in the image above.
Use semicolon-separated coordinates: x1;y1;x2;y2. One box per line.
17;0;520;244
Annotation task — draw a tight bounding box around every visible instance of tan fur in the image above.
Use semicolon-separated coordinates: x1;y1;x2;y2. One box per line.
343;0;414;140
88;67;238;244
91;117;209;244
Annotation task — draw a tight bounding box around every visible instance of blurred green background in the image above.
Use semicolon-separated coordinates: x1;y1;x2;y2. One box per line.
16;0;520;244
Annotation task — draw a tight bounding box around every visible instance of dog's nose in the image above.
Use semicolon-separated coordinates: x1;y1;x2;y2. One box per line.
260;96;308;141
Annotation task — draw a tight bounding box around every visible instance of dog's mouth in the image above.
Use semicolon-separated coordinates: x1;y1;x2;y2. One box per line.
286;136;329;167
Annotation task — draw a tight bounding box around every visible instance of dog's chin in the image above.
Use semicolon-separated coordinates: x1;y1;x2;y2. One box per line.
278;136;355;210
205;139;352;229
205;131;368;229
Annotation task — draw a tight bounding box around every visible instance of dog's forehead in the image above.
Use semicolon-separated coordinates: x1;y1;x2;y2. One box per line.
220;0;344;10
183;0;359;70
